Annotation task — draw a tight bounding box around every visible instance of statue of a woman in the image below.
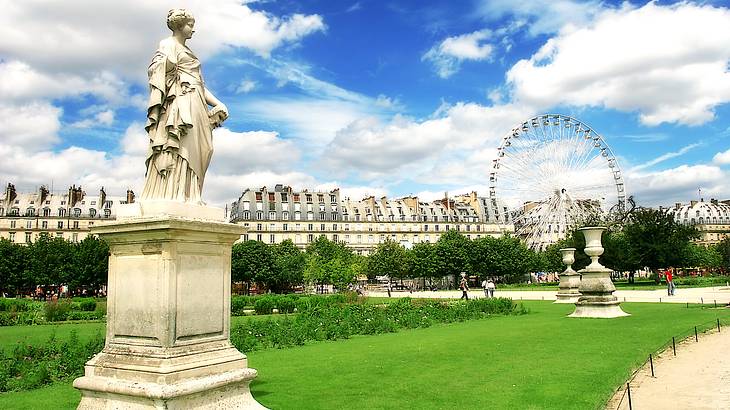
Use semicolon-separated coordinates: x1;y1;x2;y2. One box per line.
141;9;228;203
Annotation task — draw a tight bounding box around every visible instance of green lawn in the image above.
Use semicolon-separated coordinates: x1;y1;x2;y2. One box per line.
0;321;104;352
1;301;729;409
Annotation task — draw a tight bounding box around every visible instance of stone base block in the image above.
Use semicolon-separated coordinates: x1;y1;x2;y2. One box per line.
117;201;225;222
75;368;265;409
568;300;630;318
554;293;580;304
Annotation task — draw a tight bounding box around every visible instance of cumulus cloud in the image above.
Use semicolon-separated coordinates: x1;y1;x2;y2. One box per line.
423;30;494;78
627;165;730;205
210;129;300;175
475;0;603;36
235;79;257;94
506;2;730;126
0;102;61;150
70;109;115;129
713;148;730;165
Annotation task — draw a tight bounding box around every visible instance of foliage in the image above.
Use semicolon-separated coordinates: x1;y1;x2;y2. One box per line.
471;235;537;282
683;243;722;268
0;330;104;392
303;236;356;290
70;236;109;291
230;296;525;353
434;230;472;278
42;300;72;322
622;208;699;271
715;237;730;270
270;240;305;292
407;242;441;284
253;296;276;315
367;239;409;282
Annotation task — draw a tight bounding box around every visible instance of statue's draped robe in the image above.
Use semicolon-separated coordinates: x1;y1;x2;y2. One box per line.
141;38;212;203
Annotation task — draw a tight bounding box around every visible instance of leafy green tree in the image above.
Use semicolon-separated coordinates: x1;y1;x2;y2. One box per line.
407;242;441;287
270;239;305;292
714;237;730;271
367;239;408;284
70;236;109;291
434;230;472;279
683;243;722;270
623;208;699;274
26;233;74;286
231;240;275;294
471;235;537;283
0;239;27;295
304;235;356;291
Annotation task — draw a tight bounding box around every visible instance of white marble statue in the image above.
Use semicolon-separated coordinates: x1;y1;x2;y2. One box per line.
141;9;228;203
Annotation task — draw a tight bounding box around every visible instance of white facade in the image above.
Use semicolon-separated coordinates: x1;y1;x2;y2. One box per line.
666;198;730;246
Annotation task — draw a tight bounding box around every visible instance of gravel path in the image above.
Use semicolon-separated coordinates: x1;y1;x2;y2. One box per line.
608;328;730;410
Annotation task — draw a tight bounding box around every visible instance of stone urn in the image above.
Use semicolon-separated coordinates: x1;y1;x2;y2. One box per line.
568;227;629;318
555;248;581;303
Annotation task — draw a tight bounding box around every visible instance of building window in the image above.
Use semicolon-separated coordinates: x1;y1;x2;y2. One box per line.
269;211;276;219
10;220;16;229
26;208;35;216
41;221;48;229
256;211;263;220
243;210;251;220
72;233;78;242
58;208;66;217
43;208;51;217
58;221;63;229
295;211;301;220
320;212;326;220
320;224;326;231
73;208;82;217
56;232;63;238
25;232;32;243
307;234;313;242
26;220;33;229
256;234;262;242
89;209;96;217
255;192;262;201
9;232;15;242
73;221;79;229
256;223;263;231
283;223;288;231
282;211;289;220
307;212;314;221
104;209;111;218
308;224;314;231
269;234;275;244
333;223;338;231
281;193;288;202
306;194;312;203
333;234;339;242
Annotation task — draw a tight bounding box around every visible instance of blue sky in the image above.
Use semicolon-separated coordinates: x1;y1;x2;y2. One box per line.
2;0;730;208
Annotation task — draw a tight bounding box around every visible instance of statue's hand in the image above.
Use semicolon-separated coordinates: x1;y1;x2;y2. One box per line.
209;104;229;128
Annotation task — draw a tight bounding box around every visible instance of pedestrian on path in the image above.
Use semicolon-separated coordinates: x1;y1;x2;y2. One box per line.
487;279;495;298
481;278;489;297
459;275;469;300
665;267;675;296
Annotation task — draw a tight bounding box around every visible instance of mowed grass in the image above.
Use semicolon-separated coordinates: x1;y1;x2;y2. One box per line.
0;322;104;353
1;301;729;409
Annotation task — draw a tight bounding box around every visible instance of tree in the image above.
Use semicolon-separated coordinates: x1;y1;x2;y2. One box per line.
26;233;74;287
270;239;305;292
683;243;722;270
623;208;699;274
231;240;275;294
714;237;730;272
407;242;441;287
471;235;537;283
71;236;109;291
0;239;27;295
304;235;356;291
367;239;408;284
434;230;472;279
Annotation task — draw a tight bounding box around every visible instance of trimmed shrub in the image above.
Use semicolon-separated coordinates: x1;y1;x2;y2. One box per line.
277;296;296;314
43;300;72;322
78;299;97;312
254;296;276;315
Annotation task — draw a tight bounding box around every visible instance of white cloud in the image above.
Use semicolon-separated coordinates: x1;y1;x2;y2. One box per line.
235;79;257;94
0;101;61;150
629;143;702;172
70;109;115;129
713;148;730;165
628;164;730;205
210;128;300;175
475;0;604;36
423;30;494;78
506;2;730;126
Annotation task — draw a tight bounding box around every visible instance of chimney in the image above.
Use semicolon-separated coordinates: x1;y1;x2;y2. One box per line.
99;187;107;208
675;202;682;210
126;189;135;204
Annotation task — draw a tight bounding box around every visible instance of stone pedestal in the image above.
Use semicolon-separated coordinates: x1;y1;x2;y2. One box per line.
568;227;628;318
555;248;581;304
73;203;265;409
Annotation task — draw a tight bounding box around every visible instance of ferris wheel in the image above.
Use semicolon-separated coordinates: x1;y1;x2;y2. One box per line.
489;114;627;251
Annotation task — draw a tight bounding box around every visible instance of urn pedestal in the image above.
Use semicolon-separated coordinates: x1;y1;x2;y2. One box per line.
568;227;629;318
555;248;581;304
73;203;265;409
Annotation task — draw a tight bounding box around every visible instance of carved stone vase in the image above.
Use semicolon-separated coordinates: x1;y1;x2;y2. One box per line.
554;248;581;303
568;227;629;318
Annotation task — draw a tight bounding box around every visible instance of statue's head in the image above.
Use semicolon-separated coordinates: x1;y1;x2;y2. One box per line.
166;8;195;32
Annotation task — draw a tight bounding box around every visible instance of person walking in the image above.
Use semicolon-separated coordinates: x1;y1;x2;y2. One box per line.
665;267;675;296
481;278;489;298
487;279;496;298
459;276;469;300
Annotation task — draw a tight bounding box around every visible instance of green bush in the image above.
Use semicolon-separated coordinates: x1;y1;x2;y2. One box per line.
43;300;72;322
231;296;251;316
78;299;97;312
231;297;524;353
254;296;276;315
0;331;105;392
277;296;296;314
0;298;42;312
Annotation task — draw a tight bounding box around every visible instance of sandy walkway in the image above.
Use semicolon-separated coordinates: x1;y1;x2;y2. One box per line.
609;328;730;409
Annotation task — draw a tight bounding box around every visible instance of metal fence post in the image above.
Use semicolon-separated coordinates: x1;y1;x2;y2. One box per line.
718;318;721;333
695;326;698;342
672;336;676;356
627;382;633;410
649;353;654;377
